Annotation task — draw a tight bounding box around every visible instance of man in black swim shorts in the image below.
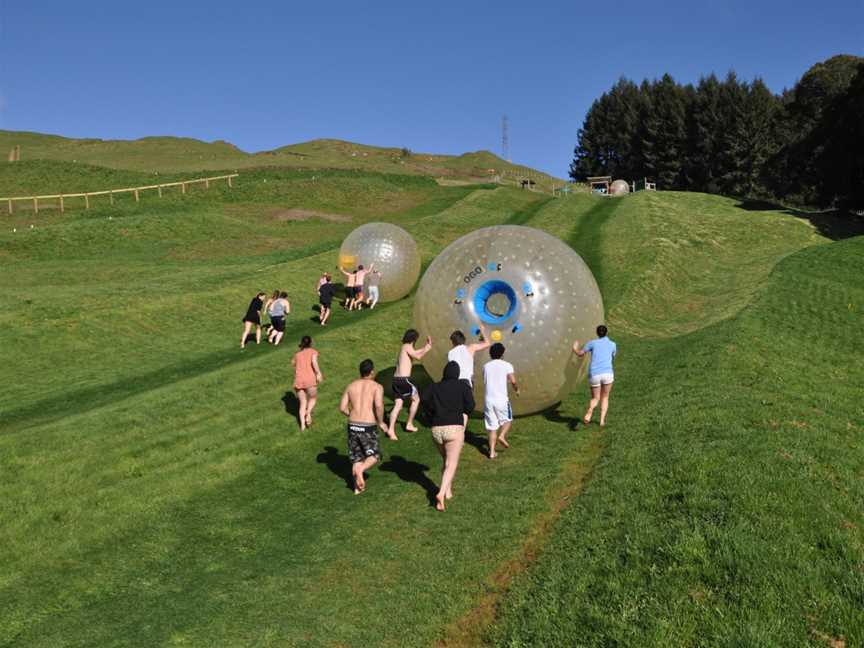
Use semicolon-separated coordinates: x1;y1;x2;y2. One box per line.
318;274;335;326
339;359;387;494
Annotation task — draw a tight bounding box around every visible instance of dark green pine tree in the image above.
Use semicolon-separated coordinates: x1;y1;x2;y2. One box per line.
686;74;724;192
643;74;689;189
716;72;750;195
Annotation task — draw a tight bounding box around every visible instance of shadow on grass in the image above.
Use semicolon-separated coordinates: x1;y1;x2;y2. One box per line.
379;455;437;506
737;200;864;241
281;391;301;427
316;446;354;491
542;404;580;431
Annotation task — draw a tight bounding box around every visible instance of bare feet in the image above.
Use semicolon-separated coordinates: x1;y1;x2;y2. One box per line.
583;415;592;425
435;494;446;511
306;415;312;427
386;427;399;441
354;470;366;494
489;451;497;460
405;424;418;433
445;488;453;500
498;436;510;449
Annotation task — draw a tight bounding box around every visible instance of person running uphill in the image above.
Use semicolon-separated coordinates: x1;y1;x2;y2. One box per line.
365;269;382;309
339;266;357;310
483;343;520;459
292;335;323;430
421;361;475;511
387;329;432;440
572;325;617;427
267;291;291;345
318;274;336;326
240;291;266;349
339;359;387;494
447;325;492;388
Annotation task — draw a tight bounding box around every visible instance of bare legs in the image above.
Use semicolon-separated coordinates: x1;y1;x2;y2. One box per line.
583;383;613;426
320;306;331;326
297;389;308;430
488;421;512;459
352;456;378;494
387;395;420;440
240;321;260;348
435;434;464;511
296;388;317;430
599;382;613;426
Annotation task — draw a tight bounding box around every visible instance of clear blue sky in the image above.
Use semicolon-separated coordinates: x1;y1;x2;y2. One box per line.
1;1;862;176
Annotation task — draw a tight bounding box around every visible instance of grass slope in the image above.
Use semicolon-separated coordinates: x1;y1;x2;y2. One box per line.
492;200;864;646
0;129;562;189
1;158;860;647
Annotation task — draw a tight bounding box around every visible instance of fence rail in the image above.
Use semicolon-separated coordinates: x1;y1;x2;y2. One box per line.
2;173;239;214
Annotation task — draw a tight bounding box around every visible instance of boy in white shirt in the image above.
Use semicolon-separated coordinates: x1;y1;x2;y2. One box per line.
482;343;519;459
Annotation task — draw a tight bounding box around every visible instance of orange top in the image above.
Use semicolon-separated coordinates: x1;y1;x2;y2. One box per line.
293;348;319;389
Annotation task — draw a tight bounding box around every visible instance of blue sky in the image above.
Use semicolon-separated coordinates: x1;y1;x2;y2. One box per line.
1;1;862;176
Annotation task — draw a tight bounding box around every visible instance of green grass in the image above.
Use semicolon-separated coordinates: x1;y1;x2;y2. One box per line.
1;155;861;647
0;129;563;189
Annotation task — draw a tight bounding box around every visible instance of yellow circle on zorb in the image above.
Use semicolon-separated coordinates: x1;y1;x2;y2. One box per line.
413;225;604;415
338;223;421;302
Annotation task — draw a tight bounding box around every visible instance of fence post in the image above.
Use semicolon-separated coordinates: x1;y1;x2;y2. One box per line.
134;189;140;202
158;185;163;198
85;194;90;209
60;195;65;213
205;179;210;189
7;198;12;215
33;197;38;214
181;183;186;195
110;191;114;205
228;175;233;188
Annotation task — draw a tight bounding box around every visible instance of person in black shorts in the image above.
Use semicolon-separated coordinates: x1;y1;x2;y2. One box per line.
339;359;387;494
318;273;336;326
387;329;432;440
240;291;266;349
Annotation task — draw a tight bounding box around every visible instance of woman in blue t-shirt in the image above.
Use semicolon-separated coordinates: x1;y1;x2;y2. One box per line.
572;325;618;426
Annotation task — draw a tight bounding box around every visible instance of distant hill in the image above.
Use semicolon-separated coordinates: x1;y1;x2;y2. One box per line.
0;130;561;190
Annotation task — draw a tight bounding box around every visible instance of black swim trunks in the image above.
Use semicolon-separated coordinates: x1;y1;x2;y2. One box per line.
270;315;285;332
347;422;380;464
391;377;418;404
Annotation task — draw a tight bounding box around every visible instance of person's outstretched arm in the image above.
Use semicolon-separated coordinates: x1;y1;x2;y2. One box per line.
572;340;587;357
409;336;433;360
468;325;492;354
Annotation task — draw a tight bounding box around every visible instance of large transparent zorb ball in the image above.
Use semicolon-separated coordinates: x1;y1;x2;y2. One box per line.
414;225;604;415
338;223;421;302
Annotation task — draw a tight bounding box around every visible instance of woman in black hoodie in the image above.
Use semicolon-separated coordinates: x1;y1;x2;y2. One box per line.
421;360;475;511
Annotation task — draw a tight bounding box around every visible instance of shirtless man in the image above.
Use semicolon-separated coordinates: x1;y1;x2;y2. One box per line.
351;263;374;311
339;266;357;309
339;358;387;494
387;329;432;440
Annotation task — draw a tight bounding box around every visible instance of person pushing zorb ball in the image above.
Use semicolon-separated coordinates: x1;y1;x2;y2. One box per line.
338;223;421;302
414;225;604;415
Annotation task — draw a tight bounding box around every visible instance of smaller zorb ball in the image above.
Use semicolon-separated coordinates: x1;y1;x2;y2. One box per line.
610;179;630;196
338;223;421;302
414;225;604;415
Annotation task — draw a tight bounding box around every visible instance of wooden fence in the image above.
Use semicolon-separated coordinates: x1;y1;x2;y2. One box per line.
1;173;239;215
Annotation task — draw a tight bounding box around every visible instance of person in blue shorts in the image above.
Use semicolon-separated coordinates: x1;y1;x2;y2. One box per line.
572;325;617;426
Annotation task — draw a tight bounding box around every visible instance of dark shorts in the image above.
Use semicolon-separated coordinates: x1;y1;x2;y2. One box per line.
242;313;261;325
346;286;356;298
347;422;380;464
392;377;418;404
319;298;332;309
270;316;285;332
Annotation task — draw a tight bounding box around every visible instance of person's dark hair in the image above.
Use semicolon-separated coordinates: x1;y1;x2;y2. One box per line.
490;343;505;359
402;329;419;344
256;291;266;298
280;291;288;298
450;330;466;346
299;335;312;349
597;325;608;337
359;358;374;377
270;290;279;299
358;264;364;270
324;273;331;281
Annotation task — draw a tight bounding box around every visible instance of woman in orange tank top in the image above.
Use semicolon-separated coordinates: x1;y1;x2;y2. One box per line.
293;335;323;430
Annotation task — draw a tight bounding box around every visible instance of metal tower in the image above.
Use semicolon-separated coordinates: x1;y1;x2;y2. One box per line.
502;115;510;162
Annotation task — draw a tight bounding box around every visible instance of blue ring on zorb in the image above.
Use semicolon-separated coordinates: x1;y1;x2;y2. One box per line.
473;279;518;325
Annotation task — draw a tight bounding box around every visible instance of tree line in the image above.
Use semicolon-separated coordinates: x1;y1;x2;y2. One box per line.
570;55;864;210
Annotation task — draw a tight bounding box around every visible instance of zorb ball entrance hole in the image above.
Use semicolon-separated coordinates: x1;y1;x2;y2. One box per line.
414;225;604;415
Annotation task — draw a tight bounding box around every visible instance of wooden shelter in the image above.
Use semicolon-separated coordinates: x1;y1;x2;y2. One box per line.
587;176;611;194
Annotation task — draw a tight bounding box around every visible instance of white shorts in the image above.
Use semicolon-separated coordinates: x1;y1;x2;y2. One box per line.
589;372;614;387
368;286;379;300
484;400;512;431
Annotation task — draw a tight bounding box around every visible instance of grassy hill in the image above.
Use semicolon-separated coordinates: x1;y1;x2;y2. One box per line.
0;155;861;647
0;129;561;191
